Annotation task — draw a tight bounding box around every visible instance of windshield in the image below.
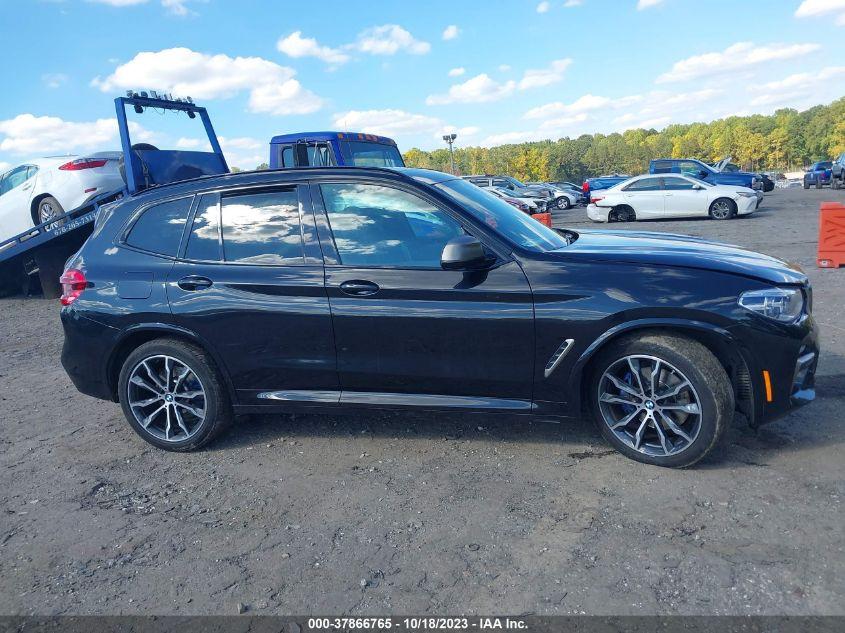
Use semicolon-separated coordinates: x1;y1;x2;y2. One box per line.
434;179;569;252
341;140;405;167
504;175;526;188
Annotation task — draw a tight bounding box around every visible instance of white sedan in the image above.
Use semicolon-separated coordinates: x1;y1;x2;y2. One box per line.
0;153;123;241
587;174;758;223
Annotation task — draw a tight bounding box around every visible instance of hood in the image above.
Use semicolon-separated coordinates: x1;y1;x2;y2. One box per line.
555;229;807;285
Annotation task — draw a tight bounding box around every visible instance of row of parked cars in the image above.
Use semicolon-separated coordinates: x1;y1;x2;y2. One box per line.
803;153;845;189
483;156;782;224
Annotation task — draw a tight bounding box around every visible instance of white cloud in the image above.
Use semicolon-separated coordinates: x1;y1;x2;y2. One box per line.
795;0;845;24
564;0;583;6
524;94;614;119
536;1;551;13
42;73;68;89
0;161;11;172
354;24;430;55
0;114;124;154
656;41;821;83
175;136;264;169
426;74;516;105
248;80;324;115
748;66;845;107
437;125;480;140
175;137;203;149
498;64;511;72
86;0;201;15
518;58;572;90
448;67;466;77
277;31;350;65
481;130;546;146
637;0;664;9
442;25;460;40
91;47;324;115
333;109;442;138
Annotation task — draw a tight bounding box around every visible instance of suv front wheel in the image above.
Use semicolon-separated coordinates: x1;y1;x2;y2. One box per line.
588;334;733;468
117;338;231;451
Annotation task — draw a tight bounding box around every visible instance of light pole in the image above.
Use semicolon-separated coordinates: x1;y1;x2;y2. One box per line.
442;133;457;175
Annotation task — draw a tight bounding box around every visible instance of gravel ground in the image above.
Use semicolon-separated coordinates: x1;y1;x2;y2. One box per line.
0;187;843;616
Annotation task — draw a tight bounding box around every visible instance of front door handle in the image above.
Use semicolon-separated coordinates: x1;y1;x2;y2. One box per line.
339;280;380;296
177;275;213;291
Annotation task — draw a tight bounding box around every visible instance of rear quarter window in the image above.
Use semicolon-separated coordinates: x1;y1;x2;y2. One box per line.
125;197;192;257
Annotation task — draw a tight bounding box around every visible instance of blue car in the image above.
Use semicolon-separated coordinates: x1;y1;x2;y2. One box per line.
582;175;630;201
803;161;832;189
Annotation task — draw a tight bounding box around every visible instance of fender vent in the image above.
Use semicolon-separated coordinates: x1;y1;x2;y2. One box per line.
544;339;575;378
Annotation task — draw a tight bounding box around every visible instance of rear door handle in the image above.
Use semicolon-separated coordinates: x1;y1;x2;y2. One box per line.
339;280;380;296
177;275;213;291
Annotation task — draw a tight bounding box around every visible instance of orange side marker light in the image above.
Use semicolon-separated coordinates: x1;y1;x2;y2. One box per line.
762;370;773;402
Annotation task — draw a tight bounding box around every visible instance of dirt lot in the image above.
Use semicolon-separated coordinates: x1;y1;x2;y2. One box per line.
0;187;843;616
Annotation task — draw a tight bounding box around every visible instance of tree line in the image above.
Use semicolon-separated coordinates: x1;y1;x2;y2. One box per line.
403;97;845;183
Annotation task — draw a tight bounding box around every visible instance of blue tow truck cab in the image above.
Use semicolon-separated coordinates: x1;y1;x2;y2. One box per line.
269;132;405;169
650;158;761;191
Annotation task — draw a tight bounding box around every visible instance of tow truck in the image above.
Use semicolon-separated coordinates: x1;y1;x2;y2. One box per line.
0;92;228;298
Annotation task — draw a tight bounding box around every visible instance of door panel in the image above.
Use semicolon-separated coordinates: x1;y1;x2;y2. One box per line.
662;177;707;217
166;187;339;405
622;177;664;218
325;263;535;407
313;180;535;409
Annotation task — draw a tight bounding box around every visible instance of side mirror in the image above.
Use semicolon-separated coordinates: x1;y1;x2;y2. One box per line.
692;183;703;190
441;235;488;271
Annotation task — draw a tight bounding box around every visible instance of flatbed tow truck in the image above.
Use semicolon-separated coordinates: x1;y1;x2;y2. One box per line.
0;92;228;298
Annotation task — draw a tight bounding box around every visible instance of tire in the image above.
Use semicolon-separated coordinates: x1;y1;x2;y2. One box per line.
587;333;733;468
709;198;736;220
36;196;65;227
803;180;810;189
833;177;841;191
610;206;636;223
556;196;571;210
816;179;823;189
117;338;232;452
118;143;159;188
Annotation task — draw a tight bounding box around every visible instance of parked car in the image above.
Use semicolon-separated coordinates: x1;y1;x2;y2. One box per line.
490;186;548;212
650;158;763;207
486;187;537;213
831;152;845;190
711;161;775;192
463;175;577;210
535;181;588;204
587;174;758;222
803;161;833;189
60;166;818;468
269;132;404;168
582;175;630;201
0;153;123;242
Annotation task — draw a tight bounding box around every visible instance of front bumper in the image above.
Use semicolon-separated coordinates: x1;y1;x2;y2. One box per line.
732;312;820;426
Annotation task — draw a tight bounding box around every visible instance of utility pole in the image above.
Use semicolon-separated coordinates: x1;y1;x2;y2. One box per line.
442;133;457;175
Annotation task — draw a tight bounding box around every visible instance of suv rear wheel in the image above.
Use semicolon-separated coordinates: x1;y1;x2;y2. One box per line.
587;334;733;468
118;338;231;451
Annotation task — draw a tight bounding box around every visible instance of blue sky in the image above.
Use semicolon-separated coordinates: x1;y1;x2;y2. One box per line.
1;0;844;170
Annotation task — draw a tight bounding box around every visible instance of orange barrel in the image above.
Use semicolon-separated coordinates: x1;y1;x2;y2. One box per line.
531;212;552;228
818;201;845;268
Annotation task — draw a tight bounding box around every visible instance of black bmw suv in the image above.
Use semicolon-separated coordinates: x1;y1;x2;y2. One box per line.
60;167;819;467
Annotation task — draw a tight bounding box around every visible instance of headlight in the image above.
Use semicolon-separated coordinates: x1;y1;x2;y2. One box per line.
736;191;755;197
738;288;804;323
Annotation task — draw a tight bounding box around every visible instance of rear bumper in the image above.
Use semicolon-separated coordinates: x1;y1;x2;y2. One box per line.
586;204;609;222
60;308;120;401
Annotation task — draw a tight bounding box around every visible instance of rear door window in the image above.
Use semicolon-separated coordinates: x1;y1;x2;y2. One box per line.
624;178;662;192
125;197;192;256
184;194;221;261
221;189;304;265
662;177;697;191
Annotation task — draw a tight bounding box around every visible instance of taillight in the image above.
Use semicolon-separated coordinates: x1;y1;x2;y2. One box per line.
591;196;604;203
59;158;108;171
60;269;87;306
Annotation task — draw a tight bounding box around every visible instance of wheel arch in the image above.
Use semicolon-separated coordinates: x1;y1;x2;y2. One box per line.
30;193;53;225
570;318;756;424
107;323;236;404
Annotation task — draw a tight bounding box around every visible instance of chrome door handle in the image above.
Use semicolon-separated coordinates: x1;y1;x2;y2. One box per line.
339;280;380;296
177;275;213;291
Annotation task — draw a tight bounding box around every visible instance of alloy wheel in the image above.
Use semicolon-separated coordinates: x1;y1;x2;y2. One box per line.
597;355;702;457
711;200;732;219
126;355;207;442
39;202;59;223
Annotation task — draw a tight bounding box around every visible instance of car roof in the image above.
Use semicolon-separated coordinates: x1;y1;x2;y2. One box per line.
269;131;398;145
128;166;459;201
